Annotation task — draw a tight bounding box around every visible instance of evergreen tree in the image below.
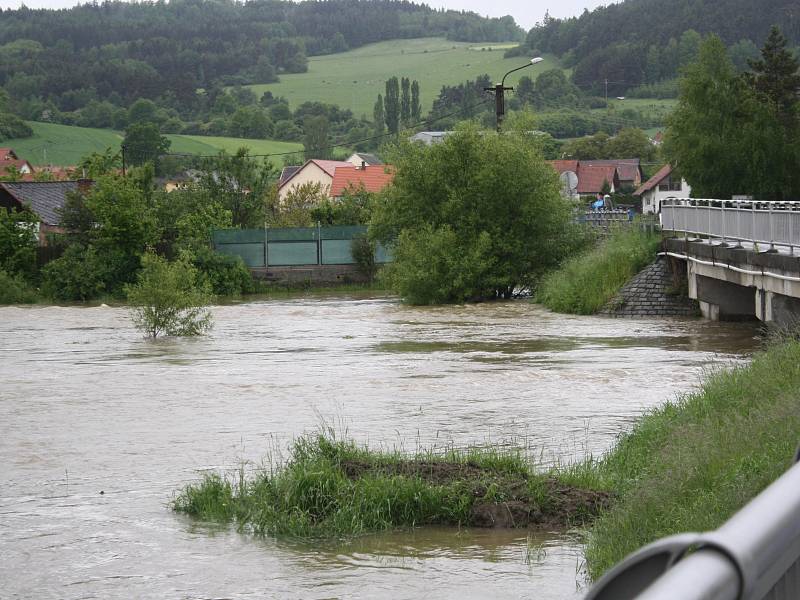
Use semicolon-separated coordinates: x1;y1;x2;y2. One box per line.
744;26;800;127
410;80;421;122
373;93;385;137
400;76;411;127
384;77;400;135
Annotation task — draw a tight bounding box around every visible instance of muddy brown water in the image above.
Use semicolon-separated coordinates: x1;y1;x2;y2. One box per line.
0;295;760;599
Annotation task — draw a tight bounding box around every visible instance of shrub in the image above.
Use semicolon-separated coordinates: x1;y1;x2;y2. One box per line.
191;246;254;296
125;252;213;338
350;235;377;282
41;244;109;301
0;269;37;304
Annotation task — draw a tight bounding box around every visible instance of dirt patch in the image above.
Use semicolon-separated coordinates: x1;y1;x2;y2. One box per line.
340;459;611;529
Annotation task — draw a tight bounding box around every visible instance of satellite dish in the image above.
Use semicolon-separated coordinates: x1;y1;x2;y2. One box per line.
560;170;578;193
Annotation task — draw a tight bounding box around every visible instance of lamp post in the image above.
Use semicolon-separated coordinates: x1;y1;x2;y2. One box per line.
485;57;543;133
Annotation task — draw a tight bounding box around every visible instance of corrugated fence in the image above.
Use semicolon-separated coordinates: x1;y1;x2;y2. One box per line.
212;226;392;268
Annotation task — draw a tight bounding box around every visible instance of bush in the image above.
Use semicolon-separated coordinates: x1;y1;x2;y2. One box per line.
534;228;660;314
350;235;377;282
0;269;38;304
41;245;109;301
191;246;254;296
125;252;213;338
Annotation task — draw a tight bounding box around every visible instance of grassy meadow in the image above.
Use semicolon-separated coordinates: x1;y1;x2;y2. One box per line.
248;37;565;116
4;121;303;167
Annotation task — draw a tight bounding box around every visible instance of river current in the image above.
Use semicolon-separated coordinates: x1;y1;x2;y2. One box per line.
0;295;759;599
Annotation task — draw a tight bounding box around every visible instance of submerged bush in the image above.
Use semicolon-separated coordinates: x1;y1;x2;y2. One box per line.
125;252;213;338
41;244;109;301
535;227;660;314
191;245;254;296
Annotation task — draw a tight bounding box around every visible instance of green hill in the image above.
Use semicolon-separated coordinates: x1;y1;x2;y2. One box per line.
248;38;563;116
4;122;302;167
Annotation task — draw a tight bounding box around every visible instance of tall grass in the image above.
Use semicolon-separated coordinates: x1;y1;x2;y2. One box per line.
173;433;607;538
534;228;661;315
583;339;800;579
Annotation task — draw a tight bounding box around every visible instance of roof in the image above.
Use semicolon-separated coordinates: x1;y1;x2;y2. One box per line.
0;158;34;179
0;148;19;161
634;164;673;196
576;165;619;194
279;165;301;186
0;180;90;225
348;152;383;166
410;131;453;145
582;159;641;182
278;159;351;191
329;165;394;197
547;160;579;174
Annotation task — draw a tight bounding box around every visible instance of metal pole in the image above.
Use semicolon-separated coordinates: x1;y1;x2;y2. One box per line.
770;202;775;251
317;220;322;265
495;83;505;133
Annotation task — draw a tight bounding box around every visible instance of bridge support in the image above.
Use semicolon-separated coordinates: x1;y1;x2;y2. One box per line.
687;264;756;321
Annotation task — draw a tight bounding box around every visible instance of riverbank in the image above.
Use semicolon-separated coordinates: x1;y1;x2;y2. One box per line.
582;336;800;580
534;229;661;314
172;433;611;536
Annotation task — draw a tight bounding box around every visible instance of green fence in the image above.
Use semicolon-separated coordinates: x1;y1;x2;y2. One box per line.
212;225;392;268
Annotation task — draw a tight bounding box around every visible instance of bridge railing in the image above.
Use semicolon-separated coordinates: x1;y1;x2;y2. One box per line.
585;453;800;600
660;198;800;252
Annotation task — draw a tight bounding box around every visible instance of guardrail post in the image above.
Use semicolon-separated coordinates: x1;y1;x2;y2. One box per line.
769;203;775;251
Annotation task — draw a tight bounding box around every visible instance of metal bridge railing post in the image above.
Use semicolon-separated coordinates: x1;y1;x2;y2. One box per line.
769;203;775;252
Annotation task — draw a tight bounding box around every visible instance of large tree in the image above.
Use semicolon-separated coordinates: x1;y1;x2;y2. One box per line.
303;115;331;160
122;122;170;167
400;76;411;127
370;124;577;304
384;77;400;135
665;33;800;200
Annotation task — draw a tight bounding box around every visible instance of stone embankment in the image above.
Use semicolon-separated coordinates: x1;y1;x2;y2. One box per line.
600;257;699;318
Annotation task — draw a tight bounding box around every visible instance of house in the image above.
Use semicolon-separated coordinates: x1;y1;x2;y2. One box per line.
329;165;394;199
277;159;351;202
278;165;301;187
0;180;93;245
634;164;691;214
345;152;383;167
577;165;620;196
581;159;643;190
548;160;620;197
409;131;453;145
0;148;35;180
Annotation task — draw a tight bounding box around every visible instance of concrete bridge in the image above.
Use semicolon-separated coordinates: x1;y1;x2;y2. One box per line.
660;198;800;326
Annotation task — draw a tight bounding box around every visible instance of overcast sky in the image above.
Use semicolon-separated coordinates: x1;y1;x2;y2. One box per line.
0;0;612;30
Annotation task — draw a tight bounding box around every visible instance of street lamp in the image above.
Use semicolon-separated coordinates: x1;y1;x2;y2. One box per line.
485;57;543;132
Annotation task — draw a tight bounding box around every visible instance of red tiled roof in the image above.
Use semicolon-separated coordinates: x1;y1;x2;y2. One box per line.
278;159;351;191
329;165;394;197
0;148;18;161
582;159;641;183
576;165;618;194
634;164;672;196
547;160;579;174
0;159;34;178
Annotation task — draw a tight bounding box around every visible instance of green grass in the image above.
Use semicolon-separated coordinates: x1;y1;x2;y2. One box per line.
534;228;661;315
583;338;800;580
172;432;609;538
248;38;564;116
3;121;302;167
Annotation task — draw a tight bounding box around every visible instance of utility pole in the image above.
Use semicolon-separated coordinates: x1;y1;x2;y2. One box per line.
485;57;543;133
604;78;609;103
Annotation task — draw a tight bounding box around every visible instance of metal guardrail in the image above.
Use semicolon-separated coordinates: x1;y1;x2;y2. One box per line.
586;452;800;600
660;198;800;252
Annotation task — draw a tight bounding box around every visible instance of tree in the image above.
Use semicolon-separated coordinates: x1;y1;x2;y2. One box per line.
0;207;37;279
370;124;577;304
410;80;421;122
372;93;385;137
400;76;411;127
384;77;400;135
303;115;330;160
666;34;800;201
125;252;213;339
123;122;170;167
745;26;800;128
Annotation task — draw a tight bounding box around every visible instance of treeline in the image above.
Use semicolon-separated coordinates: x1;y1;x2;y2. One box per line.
0;0;521;126
510;0;799;96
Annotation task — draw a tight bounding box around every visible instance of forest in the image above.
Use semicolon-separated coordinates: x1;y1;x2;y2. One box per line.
0;0;522;129
511;0;800;96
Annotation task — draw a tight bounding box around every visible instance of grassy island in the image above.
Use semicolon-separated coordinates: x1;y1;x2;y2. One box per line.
173;434;610;538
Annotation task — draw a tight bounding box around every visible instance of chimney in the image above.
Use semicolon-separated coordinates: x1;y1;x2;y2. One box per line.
360;160;366;170
77;178;93;194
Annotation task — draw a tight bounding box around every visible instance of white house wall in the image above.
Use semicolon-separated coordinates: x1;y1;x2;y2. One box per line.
278;163;333;202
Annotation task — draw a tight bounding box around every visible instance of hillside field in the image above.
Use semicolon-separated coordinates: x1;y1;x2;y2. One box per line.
248;37;565;116
4;122;303;167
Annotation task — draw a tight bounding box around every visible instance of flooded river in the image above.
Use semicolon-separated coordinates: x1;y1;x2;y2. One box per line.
0;295;759;599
